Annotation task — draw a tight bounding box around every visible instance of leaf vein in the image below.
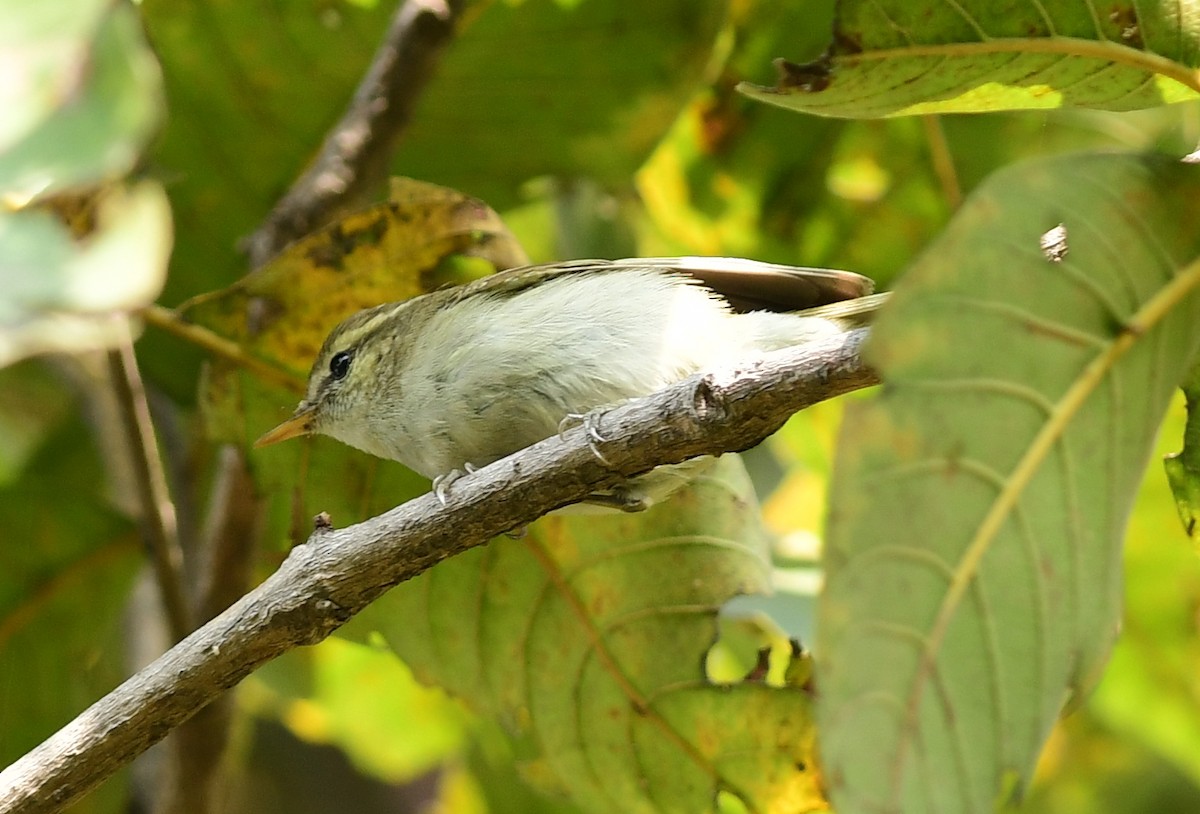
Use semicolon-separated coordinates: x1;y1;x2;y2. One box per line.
930;293;1115;347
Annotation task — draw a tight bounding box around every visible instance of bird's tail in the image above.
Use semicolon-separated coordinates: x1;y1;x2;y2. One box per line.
794;291;890;327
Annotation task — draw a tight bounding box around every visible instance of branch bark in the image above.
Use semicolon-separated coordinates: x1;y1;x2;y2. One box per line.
243;0;467;267
0;329;877;814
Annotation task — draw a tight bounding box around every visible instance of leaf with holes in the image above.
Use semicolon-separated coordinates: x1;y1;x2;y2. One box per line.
349;456;825;814
822;152;1200;813
739;1;1200;117
1164;361;1200;543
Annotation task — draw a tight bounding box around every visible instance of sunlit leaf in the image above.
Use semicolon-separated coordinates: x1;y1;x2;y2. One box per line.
1164;363;1200;543
739;1;1200;117
822;152;1200;813
244;636;471;783
352;457;825;814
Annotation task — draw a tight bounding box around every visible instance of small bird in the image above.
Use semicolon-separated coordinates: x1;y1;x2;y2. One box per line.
255;257;883;510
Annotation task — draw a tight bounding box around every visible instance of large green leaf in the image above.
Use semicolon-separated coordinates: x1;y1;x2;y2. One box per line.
822;152;1200;813
739;1;1200;117
142;0;728;306
1087;396;1200;790
350;456;824;814
391;0;728;208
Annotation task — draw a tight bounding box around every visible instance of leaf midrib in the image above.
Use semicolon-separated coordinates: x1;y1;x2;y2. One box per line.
833;37;1200;95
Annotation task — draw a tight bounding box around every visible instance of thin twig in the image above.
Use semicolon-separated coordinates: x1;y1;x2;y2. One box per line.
140;305;302;393
106;321;191;643
922;115;962;210
0;329;878;814
243;0;468;267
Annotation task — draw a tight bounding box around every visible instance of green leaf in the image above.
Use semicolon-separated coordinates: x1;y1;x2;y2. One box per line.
392;0;728;208
349;456;825;814
738;1;1200;117
822;152;1200;813
1086;396;1200;792
142;0;728;306
244;636;472;783
0;0;163;198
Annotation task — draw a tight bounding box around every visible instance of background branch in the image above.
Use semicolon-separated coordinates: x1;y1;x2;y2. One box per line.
243;0;467;268
922;115;962;210
146;3;468;808
106;323;191;643
0;328;878;814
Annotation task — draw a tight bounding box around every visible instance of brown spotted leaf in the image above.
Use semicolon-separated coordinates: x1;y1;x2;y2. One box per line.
177;178;526;539
179;178;526;386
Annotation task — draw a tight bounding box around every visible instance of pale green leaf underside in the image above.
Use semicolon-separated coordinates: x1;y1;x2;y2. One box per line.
0;182;172;369
349;457;821;814
823;152;1200;814
739;1;1200;117
0;0;163;198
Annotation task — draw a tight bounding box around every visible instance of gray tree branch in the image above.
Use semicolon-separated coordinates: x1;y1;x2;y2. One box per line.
0;328;877;814
243;0;468;268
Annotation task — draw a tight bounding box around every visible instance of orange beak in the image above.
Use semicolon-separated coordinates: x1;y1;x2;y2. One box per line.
254;406;317;448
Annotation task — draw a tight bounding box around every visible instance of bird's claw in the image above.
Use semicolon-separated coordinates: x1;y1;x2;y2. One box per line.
558;410;613;466
433;464;478;506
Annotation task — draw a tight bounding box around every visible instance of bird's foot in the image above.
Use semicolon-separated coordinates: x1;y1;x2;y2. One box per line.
432;463;479;506
557;410;613;466
585;483;651;513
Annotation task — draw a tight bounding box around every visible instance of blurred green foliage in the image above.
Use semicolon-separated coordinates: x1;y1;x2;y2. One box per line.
3;0;1200;812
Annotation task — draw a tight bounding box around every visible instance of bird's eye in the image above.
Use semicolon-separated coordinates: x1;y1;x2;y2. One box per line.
329;350;353;380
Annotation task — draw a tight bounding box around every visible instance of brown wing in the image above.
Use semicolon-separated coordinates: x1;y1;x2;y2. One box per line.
629;257;874;313
451;256;875;313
